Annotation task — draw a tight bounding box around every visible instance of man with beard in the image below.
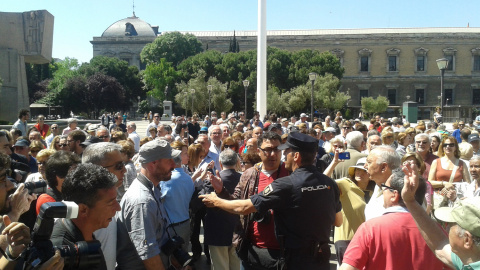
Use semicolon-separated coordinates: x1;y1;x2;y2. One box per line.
117;140;178;270
203;132;290;270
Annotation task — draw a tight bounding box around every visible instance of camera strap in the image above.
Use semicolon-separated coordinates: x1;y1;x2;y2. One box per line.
136;173;179;238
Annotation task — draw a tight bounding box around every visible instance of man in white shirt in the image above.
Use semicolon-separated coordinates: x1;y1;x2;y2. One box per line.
127;122;141;153
145;113;160;137
364;145;401;221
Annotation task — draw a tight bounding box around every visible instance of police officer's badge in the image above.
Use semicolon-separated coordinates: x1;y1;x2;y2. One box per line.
263;184;273;196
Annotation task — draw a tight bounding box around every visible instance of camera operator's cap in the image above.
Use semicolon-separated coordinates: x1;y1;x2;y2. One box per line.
80;136;101;147
348;157;367;178
139;139;173;164
434;197;480;237
199;126;208;134
14;139;30;147
468;134;480;143
87;124;98;132
278;132;318;152
268;123;281;131
300;113;308;118
325;127;336;133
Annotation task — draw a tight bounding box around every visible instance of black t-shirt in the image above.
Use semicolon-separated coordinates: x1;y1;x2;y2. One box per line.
51;218;107;270
250;165;341;249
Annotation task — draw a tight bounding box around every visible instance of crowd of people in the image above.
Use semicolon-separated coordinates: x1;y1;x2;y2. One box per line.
0;107;478;270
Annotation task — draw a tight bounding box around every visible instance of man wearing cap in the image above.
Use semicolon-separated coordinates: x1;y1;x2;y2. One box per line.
118;140;177;270
402;163;480;270
146;113;160;137
340;169;445;270
322;127;337;152
268;123;282;136
14;138;38;173
294;113;309;130
201;132;342;270
470;133;480;156
281;118;289;135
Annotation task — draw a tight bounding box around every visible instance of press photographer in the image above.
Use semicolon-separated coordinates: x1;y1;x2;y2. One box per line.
50;163;121;270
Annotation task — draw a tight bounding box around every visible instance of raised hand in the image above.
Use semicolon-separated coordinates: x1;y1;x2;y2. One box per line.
208;170;223;193
2;215;30;258
401;161;419;204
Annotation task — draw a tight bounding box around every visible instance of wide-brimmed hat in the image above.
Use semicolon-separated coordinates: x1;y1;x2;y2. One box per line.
348;157;367;178
434;197;480;237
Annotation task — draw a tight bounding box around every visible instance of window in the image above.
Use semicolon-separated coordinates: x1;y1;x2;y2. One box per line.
416;89;425;104
361;56;369;72
358;48;372;73
445;89;453;105
387;89;396;105
417;56;425;71
330;49;344;67
474;56;480;71
388;56;397;71
360;90;368;100
446;55;454;71
473;89;480;105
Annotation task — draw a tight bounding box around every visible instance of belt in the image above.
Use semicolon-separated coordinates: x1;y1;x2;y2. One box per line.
169;219;189;227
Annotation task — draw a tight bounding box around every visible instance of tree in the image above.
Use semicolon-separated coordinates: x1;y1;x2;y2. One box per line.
174;70;232;115
141;32;203;67
86;73;126;113
143;58;178;101
266;86;289;115
290;50;345;84
41;57;80;107
229;31;240;53
314;73;349;114
361;96;389;117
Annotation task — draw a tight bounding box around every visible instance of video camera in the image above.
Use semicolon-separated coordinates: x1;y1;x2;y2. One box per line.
11;180;47;195
23;202;102;270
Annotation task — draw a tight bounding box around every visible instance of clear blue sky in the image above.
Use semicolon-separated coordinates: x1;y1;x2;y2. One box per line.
2;0;479;63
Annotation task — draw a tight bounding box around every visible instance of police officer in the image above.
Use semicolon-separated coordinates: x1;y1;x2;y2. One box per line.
200;132;343;269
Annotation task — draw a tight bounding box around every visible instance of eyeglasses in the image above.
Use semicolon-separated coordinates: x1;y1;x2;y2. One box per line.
259;147;281;154
98;136;109;139
384;136;393;139
67;140;75;144
381;183;396;193
415;141;428;145
51;127;58;129
443;143;455;148
333;145;344;148
212;132;221;135
154;116;160;118
224;145;235;149
342;127;352;130
104;161;126;171
37;162;45;166
58;143;68;147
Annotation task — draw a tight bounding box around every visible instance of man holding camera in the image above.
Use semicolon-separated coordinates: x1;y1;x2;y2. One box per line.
50;163;121;270
118;140;180;270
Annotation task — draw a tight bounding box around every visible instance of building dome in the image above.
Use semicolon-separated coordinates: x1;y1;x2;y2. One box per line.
102;15;156;37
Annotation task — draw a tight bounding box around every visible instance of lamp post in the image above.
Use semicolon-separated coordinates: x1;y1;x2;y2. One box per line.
191;89;195;118
137;96;140;119
436;58;449;117
207;85;213;117
243;80;249;118
308;72;317;121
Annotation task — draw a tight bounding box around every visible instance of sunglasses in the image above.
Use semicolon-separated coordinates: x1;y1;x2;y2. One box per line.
104;161;126;171
224;145;235;149
98;136;109;139
342;127;352;130
58;143;68;147
51;127;58;130
443;143;455;148
381;183;396;193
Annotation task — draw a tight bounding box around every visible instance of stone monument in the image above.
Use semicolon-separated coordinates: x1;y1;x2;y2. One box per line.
0;10;54;122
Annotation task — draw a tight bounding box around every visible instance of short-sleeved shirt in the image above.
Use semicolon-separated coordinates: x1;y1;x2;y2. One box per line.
118;174;169;261
343;210;445;270
250;165;341;249
451;252;480;270
160;168;194;224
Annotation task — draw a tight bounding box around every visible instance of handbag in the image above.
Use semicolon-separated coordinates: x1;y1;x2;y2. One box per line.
433;159;459;209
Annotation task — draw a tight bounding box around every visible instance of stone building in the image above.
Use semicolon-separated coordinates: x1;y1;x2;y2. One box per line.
0;10;54;122
90;13;159;70
184;28;480;121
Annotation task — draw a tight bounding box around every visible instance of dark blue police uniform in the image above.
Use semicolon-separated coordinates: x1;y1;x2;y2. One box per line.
250;132;342;270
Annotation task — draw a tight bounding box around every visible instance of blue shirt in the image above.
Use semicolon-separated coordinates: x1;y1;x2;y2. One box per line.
160;168;194;224
452;129;461;144
198;150;221;175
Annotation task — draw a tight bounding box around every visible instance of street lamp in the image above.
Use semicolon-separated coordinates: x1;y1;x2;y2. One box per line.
436;58;449;117
137;96;140;119
191;89;195;118
207;85;213;117
243;80;249;118
308;72;317;121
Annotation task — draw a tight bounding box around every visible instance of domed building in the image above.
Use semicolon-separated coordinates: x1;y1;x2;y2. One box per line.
90;13;159;70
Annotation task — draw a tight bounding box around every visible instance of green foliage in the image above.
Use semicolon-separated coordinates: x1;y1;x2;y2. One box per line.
137;100;150;114
266;86;289;115
143;58;178;101
361;96;390;117
174;70;232;115
141;32;203;66
41;57;80;106
314;73;348;112
229;31;240;53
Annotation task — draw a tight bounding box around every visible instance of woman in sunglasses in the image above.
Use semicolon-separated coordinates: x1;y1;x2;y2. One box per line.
429;136;471;207
221;137;239;153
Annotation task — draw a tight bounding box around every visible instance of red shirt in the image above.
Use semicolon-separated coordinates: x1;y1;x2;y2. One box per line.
343;211;446;270
248;165;289;249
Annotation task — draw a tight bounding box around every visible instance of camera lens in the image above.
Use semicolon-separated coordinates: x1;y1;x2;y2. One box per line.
58;241;102;269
